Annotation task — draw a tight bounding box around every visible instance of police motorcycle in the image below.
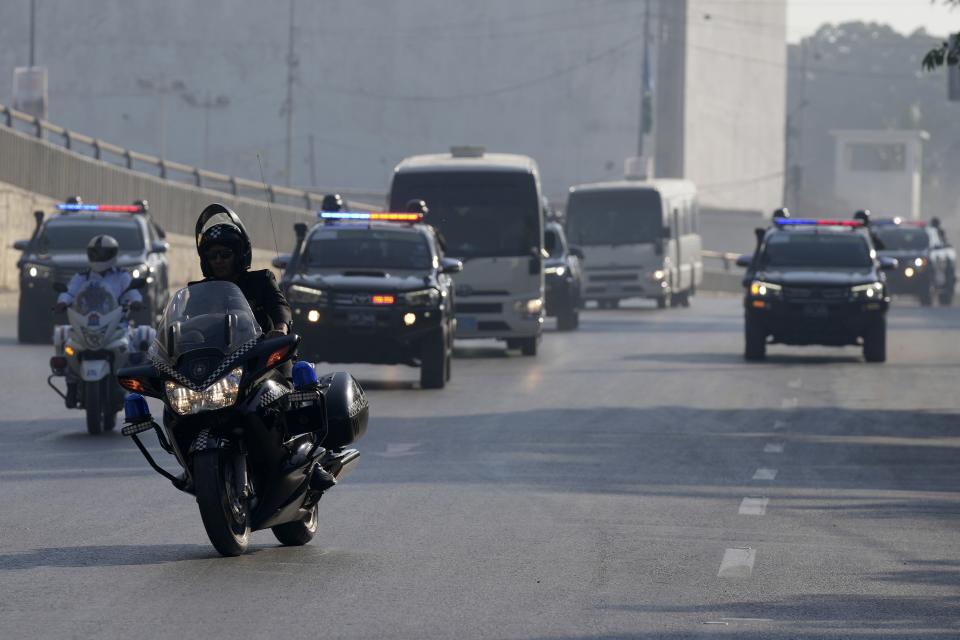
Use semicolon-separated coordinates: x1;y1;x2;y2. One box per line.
48;279;154;435
116;280;367;557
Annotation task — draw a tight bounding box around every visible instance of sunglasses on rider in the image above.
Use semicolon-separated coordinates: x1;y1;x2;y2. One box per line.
205;249;235;261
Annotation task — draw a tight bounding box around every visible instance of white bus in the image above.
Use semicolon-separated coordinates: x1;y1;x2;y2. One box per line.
389;147;545;355
565;179;702;309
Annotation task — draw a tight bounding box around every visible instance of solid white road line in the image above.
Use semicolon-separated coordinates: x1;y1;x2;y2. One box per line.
718;547;755;578
753;468;778;481
764;443;785;454
738;497;769;515
373;443;422;458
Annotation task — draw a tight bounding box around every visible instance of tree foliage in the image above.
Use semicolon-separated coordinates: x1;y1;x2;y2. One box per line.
922;0;959;68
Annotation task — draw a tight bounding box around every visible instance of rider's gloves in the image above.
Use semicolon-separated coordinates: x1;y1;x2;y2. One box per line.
52;301;68;313
128;300;144;312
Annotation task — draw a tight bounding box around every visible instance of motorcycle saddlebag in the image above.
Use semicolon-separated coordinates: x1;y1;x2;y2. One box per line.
320;371;369;448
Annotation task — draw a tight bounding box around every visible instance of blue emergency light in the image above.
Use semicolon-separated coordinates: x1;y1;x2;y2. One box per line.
319;211;423;222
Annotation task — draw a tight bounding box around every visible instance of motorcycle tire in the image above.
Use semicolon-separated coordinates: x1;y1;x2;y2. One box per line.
194;449;250;557
272;503;319;546
420;329;447;389
84;381;106;435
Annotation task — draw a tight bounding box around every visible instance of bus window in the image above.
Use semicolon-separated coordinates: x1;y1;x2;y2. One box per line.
566;189;663;247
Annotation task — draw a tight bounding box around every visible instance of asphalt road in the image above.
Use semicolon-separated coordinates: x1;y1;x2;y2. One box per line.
0;295;958;639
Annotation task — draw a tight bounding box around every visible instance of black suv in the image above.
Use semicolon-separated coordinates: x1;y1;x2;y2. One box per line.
276;213;462;389
15;201;170;343
544;222;584;331
871;219;955;307
737;218;895;362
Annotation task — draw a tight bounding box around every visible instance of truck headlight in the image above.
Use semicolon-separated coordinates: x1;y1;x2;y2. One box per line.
545;265;566;277
288;284;327;304
651;269;666;281
165;367;242;415
24;263;52;279
913;257;927;269
403;288;440;307
749;280;782;297
514;297;544;317
850;282;883;300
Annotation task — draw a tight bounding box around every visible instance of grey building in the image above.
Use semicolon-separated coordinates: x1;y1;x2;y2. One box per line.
0;0;785;213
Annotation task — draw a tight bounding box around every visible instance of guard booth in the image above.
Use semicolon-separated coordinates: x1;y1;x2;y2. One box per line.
831;129;928;219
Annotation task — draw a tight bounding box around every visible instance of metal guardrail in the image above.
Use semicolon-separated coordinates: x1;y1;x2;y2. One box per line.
702;249;742;272
0;102;380;211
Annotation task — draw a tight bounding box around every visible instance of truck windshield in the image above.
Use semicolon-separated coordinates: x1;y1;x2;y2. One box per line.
762;233;873;268
874;227;929;251
38;222;145;253
390;171;540;259
565;189;663;247
302;228;432;270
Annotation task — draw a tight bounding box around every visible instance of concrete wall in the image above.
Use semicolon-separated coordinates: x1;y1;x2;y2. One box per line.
681;0;787;214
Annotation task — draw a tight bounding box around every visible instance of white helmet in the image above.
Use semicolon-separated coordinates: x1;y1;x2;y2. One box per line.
87;235;119;272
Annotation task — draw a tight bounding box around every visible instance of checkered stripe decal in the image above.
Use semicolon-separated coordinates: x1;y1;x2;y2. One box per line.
149;337;259;392
259;385;290;408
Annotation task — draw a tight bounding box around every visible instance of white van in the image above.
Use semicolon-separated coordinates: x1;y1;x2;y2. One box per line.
565;179;702;308
389;147;545;355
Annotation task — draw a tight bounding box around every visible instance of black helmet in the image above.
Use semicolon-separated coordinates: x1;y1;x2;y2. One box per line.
931;216;942;229
405;199;428;215
772;207;790;219
320;193;345;212
195;203;252;278
133;199;149;212
854;209;871;225
65;195;82;205
87;235;119;272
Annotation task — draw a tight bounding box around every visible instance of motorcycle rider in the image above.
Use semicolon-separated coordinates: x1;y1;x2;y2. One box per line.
194;204;335;492
320;193;345;213
53;234;144;407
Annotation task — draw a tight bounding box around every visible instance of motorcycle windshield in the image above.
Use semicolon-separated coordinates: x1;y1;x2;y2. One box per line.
74;283;119;316
154;281;261;363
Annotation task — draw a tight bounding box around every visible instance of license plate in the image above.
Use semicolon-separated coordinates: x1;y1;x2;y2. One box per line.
347;312;375;327
457;316;477;332
802;304;828;318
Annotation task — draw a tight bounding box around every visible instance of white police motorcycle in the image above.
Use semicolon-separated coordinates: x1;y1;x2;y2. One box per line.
48;279;154;434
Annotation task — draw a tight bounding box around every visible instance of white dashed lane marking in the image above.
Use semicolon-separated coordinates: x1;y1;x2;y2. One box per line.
738;497;769;515
764;442;785;454
773;419;788;431
752;468;778;481
718;548;756;578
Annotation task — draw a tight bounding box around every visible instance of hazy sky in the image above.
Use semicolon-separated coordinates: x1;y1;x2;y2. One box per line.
788;0;959;42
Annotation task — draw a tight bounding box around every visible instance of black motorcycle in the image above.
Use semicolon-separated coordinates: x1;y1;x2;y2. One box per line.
116;280;367;556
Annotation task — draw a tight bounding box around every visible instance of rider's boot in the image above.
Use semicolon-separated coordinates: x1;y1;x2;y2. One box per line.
65;382;78;409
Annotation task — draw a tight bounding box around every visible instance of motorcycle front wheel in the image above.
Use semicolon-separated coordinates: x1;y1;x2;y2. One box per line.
194;449;251;557
272;502;319;546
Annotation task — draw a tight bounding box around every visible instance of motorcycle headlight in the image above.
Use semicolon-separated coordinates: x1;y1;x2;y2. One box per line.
24;263;52;279
287;284;327;304
165;367;243;415
403;288;441;307
749;280;782;298
514;297;544;317
130;264;151;279
545;265;566;277
850;282;883;300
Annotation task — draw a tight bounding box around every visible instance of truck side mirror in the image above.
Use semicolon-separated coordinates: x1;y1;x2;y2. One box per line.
13;240;29;251
736;254;753;268
440;257;463;274
569;245;585;260
272;254;291;270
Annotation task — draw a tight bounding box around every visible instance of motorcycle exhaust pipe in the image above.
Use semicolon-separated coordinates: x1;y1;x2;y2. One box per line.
330;449;360;481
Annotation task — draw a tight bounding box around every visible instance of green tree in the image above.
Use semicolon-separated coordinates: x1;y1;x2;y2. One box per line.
922;0;959;68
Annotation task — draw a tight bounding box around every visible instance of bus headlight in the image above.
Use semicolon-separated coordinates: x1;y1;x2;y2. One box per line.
514;298;543;317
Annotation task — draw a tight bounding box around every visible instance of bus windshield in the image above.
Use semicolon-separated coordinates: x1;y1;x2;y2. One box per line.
565;189;663;247
390;171;540;259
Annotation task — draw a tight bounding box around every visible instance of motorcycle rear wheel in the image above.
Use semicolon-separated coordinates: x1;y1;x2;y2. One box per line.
194;450;250;557
271;503;319;546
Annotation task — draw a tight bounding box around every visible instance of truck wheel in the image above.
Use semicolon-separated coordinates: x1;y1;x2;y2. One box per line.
420;330;447;389
919;285;933;307
863;316;887;363
656;294;669;309
744;314;766;361
557;308;579;331
939;283;954;306
520;336;538;357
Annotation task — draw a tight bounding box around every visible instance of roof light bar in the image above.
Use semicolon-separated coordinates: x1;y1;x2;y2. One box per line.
57;203;145;213
774;217;863;227
319;211;423;222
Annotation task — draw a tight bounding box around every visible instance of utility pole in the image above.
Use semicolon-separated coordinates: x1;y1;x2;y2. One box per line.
29;0;36;66
637;0;652;158
284;0;297;187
